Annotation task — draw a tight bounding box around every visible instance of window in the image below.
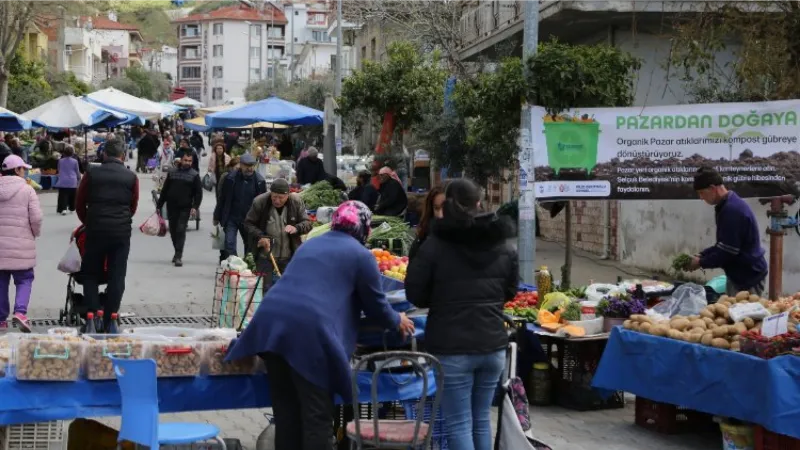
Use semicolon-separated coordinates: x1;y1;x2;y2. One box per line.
186;86;201;101
267;26;283;38
249;47;260;58
181;66;201;79
212;45;223;57
212;87;223;100
307;13;326;25
250;68;261;80
182;46;199;59
251;24;261;36
213;66;223;78
312;31;330;42
267;47;283;59
213;23;223;35
361;46;366;63
181;25;199;37
370;38;376;60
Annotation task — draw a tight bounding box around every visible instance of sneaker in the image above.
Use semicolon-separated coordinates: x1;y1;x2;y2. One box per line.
58;211;66;216
174;258;183;267
12;313;31;333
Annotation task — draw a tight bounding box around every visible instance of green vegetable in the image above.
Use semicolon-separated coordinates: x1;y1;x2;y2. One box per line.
504;307;538;322
299;181;344;210
367;217;413;252
243;253;256;272
540;292;570;313
306;222;332;240
561;301;582;321
672;253;692;272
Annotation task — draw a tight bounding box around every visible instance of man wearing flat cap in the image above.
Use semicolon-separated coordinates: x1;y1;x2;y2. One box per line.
686;167;767;295
244;178;312;275
214;153;267;260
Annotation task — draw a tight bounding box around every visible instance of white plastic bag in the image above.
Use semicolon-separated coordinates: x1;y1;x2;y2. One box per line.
57;242;82;274
211;226;225;250
651;283;707;318
139;213;163;237
586;283;622;303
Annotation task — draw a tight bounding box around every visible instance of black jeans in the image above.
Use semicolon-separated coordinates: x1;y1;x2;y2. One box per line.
167;207;191;257
80;233;130;321
261;353;335;450
57;188;76;213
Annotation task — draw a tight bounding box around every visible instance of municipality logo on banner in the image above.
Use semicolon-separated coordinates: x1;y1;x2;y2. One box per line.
531;100;800;200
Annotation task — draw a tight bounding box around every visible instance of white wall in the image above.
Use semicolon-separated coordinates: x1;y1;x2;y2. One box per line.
94;29;130;57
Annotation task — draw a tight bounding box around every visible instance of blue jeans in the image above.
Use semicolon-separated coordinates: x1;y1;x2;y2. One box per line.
224;220;249;258
436;351;505;450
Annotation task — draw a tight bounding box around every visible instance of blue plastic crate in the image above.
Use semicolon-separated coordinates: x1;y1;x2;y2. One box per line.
401;397;448;449
518;283;537;292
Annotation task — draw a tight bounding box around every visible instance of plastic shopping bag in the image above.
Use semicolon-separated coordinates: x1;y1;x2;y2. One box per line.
202;172;216;192
651;283;707;319
218;270;263;328
139;212;167;237
57;242;82;274
211;226;225;250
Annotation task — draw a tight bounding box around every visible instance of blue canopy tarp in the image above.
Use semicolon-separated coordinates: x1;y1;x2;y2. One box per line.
0;106;32;131
82;97;146;127
205;96;324;128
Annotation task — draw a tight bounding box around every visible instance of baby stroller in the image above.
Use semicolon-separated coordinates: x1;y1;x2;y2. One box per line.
59;225;109;327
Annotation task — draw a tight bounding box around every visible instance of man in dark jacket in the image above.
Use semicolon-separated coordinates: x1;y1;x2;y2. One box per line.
136;128;159;172
244;178;312;276
174;138;200;172
348;171;379;210
374;167;408;217
295;147;327;185
76;138;139;329
157;152;203;267
688;167;767;295
213;153;267;260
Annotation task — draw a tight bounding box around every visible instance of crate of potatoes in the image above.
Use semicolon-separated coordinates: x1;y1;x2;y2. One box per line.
83;335;164;380
15;334;84;381
199;335;258;376
149;338;203;377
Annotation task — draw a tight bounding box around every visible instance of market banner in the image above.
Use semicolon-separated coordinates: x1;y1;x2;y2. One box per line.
529;100;800;200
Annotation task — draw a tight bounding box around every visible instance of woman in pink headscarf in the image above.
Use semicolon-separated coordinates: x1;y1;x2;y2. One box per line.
374;166;408;217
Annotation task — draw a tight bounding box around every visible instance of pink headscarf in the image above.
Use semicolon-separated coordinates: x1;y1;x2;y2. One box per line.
379;166;401;184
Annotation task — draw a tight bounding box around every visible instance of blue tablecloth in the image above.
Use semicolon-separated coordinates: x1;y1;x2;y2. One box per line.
593;327;800;439
0;370;436;425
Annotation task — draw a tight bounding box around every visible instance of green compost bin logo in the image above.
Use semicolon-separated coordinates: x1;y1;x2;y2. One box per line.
543;121;600;174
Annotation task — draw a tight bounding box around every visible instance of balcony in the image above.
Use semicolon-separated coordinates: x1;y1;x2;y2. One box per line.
457;0;688;61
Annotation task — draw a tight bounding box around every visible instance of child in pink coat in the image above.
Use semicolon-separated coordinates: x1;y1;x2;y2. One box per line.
0;155;42;332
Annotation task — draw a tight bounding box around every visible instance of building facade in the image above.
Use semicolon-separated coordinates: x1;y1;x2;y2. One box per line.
173;4;288;106
141;45;179;85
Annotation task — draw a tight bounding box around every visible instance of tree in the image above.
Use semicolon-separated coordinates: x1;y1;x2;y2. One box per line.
100;67;171;101
45;69;91;97
668;2;800;103
338;41;446;153
6;48;51;113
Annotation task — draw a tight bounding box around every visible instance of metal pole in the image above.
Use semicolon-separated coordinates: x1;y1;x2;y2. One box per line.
290;5;295;82
270;15;274;89
518;0;539;284
247;25;252;87
334;0;343;159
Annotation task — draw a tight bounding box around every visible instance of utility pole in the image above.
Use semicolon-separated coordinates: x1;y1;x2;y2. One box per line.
289;4;295;82
334;0;343;159
270;14;274;89
518;0;539;284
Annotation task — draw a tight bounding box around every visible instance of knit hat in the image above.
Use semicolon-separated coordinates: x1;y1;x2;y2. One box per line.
271;178;290;194
331;200;372;244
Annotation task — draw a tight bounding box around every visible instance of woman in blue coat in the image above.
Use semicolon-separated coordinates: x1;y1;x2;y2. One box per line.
225;200;415;450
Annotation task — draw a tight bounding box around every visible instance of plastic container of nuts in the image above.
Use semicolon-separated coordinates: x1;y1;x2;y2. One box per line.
14;334;85;381
200;338;258;376
82;334;165;380
148;338;203;377
0;337;9;377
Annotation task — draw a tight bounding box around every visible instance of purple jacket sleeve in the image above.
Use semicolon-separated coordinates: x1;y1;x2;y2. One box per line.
699;211;742;269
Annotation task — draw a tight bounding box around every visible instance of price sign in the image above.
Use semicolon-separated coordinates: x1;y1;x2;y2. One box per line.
762;311;789;338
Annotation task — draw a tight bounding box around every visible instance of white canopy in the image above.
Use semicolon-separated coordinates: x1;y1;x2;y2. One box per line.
23;95;123;129
85;87;167;120
171;97;203;108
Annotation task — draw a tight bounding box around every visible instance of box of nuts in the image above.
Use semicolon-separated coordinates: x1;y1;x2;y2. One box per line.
83;335;162;380
148;338;203;377
200;338;258;376
15;335;84;381
0;337;9;377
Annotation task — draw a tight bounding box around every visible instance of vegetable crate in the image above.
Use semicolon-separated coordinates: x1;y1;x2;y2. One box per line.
0;420;64;450
634;397;714;434
740;332;800;359
754;426;800;450
544;336;624;411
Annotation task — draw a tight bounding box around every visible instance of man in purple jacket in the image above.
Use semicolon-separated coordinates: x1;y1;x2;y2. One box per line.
688;167;767;295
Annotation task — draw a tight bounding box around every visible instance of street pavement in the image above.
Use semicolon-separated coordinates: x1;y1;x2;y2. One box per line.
17;154;720;449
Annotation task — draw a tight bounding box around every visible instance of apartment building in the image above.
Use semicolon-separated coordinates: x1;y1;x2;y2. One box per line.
172;4;288;106
285;1;354;80
141;45;179;85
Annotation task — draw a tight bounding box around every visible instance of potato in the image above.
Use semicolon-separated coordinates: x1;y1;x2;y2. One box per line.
623;320;632;329
720;301;732;308
700;309;716;319
639;322;652;334
731;334;741;342
768;307;780;315
652;324;670;337
760;300;770;307
667;329;683;340
749;295;761;303
687;333;703;343
688;315;700;321
708;322;718;330
789;323;798;333
718;294;730;303
690;319;707;330
631;321;641;331
714;304;729;316
701;333;714;346
731;341;741;352
735;291;750;301
712;325;728;337
629;314;645;322
703;317;715;326
732;322;747;335
689;327;706;335
670;318;691;331
743;317;756;329
712;338;731;349
715;317;729;326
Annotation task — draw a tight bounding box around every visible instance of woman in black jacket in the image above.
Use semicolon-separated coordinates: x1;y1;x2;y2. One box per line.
407;185;444;261
405;178;517;450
